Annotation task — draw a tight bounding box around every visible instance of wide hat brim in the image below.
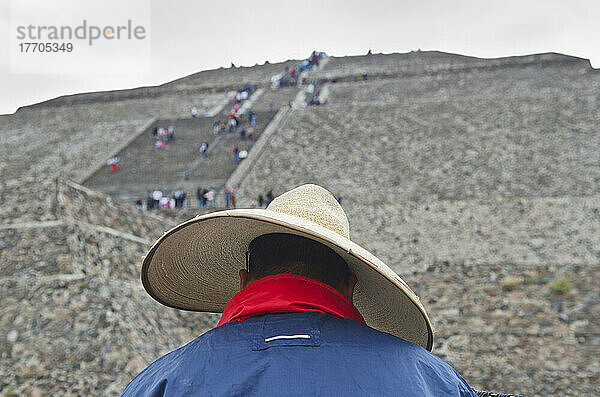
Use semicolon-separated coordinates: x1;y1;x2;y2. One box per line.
141;209;434;350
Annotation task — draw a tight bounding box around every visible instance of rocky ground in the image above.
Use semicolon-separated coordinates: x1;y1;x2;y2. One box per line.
0;179;219;396
415;260;599;396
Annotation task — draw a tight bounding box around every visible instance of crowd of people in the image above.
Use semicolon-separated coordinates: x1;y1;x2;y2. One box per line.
202;84;258;161
297;80;328;108
278;51;325;87
254;190;275;208
196;187;216;207
135;187;338;211
232;84;253;104
139;189;187;210
239;126;254;140
232;147;248;164
196;186;238;208
129;80;302;211
152;125;176;149
255;189;339;207
223;186;238;208
205;85;258;164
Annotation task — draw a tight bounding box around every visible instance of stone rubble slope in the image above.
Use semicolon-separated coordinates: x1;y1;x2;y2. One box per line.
237;100;599;201
0;179;218;396
414;260;599;396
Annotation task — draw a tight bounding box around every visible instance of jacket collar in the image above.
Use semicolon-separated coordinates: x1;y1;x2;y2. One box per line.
218;274;365;326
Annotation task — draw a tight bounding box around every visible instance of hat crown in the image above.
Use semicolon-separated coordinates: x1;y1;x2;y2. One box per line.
267;184;350;239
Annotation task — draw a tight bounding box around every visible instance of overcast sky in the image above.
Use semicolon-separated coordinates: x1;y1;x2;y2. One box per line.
1;0;599;115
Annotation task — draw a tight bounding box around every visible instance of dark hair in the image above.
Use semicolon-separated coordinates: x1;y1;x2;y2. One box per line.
247;233;350;289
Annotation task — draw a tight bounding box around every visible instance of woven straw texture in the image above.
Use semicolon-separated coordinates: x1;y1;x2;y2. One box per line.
141;185;434;350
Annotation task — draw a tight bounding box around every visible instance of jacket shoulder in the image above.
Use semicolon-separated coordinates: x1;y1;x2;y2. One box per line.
121;327;220;396
122;314;477;396
319;316;477;396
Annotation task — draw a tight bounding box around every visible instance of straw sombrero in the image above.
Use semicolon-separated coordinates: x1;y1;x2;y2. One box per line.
141;184;434;350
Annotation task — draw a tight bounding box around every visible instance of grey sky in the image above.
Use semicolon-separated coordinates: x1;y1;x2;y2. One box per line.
1;0;599;114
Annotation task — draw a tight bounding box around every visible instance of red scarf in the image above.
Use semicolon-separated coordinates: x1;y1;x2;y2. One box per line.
218;274;365;326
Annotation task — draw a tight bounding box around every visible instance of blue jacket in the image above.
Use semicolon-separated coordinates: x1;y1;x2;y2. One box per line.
123;312;477;396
